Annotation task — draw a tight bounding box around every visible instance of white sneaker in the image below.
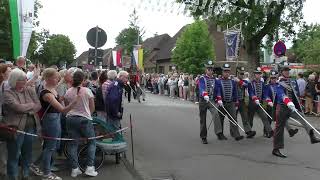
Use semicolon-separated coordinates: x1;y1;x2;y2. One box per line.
84;166;98;177
71;168;82;178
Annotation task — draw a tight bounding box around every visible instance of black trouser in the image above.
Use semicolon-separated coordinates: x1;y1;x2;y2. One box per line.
248;101;273;133
237;100;252;133
218;102;241;138
274;104;312;149
199;98;221;138
124;85;131;102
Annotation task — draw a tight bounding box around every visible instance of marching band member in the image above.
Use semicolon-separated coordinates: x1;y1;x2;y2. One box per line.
216;64;244;141
235;67;256;138
247;67;273;138
272;65;320;158
198;61;223;144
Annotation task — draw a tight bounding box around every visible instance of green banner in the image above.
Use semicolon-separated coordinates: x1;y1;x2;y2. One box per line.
9;0;20;59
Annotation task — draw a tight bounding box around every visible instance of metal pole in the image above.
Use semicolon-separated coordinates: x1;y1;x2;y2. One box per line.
130;114;135;167
294;110;320;136
94;26;99;67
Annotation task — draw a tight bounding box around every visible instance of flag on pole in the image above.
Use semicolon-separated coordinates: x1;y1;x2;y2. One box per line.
9;0;35;58
133;49;139;67
138;49;144;70
112;50;122;67
116;50;122;67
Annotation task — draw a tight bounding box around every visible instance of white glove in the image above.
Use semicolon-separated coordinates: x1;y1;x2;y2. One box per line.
204;95;209;102
287;102;296;111
268;102;274;107
127;81;130;85
217;100;223;106
255;99;260;105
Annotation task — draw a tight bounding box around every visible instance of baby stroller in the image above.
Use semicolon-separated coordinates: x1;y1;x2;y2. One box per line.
64;116;127;171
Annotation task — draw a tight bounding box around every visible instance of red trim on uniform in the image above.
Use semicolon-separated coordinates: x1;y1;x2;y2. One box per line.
239;80;244;86
202;91;208;96
252;96;259;101
283;97;291;105
216;96;222;101
266;99;272;103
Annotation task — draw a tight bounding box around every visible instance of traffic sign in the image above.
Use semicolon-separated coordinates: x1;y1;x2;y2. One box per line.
273;41;286;57
86;26;107;48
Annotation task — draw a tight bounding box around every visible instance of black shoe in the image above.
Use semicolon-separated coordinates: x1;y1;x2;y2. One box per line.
266;130;274;138
272;149;287;158
201;138;208;144
235;136;244;141
246;131;256;138
138;100;141;103
217;133;227;140
309;130;320;144
288;129;299;137
143;99;145;101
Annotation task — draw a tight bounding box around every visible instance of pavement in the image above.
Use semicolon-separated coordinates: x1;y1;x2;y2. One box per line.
121;93;320;180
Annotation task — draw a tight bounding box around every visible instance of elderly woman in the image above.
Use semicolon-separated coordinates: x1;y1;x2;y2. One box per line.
102;70;117;102
2;68;41;180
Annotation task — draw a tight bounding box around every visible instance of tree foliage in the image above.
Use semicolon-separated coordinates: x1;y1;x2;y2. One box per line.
292;24;320;65
172;20;215;74
115;9;143;55
179;0;305;67
39;34;76;66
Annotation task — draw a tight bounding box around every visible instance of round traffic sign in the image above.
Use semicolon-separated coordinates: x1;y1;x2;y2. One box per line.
273;41;286;57
86;27;107;48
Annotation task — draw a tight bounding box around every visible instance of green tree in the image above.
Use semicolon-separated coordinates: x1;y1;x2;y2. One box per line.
172;20;215;74
292;24;320;65
115;9;143;55
179;0;305;68
26;29;50;63
39;34;76;66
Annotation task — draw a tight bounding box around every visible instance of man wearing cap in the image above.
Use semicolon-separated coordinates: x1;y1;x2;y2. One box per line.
272;65;320;158
235;67;256;138
198;61;224;144
247;67;274;138
215;64;244;141
264;70;298;137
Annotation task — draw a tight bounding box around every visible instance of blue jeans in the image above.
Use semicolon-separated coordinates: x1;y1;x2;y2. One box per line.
66;116;96;169
42;113;61;175
7;127;35;179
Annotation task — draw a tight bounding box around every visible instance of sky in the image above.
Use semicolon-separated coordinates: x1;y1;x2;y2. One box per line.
37;0;320;57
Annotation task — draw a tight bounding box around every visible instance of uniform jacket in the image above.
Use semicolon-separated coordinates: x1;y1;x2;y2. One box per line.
275;78;302;112
198;75;219;99
215;78;238;103
248;79;271;102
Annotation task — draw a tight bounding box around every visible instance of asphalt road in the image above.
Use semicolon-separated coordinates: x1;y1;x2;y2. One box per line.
122;93;320;180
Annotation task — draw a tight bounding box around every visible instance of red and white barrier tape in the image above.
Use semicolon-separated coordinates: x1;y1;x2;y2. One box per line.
0;125;128;141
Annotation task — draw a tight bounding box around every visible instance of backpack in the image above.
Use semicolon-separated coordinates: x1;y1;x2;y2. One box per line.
95;86;105;111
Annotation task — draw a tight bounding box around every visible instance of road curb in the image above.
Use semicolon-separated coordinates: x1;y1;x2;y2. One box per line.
122;157;146;180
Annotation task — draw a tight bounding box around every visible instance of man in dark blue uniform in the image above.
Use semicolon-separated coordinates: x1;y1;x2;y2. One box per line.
264;70;298;137
247;67;273;138
216;64;244;141
198;61;224;144
272;65;320;158
235;67;256;138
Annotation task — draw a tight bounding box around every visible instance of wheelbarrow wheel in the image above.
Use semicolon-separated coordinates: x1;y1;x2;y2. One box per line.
78;144;105;171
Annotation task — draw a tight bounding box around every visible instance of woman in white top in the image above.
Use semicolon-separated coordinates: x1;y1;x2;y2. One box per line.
64;71;98;178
